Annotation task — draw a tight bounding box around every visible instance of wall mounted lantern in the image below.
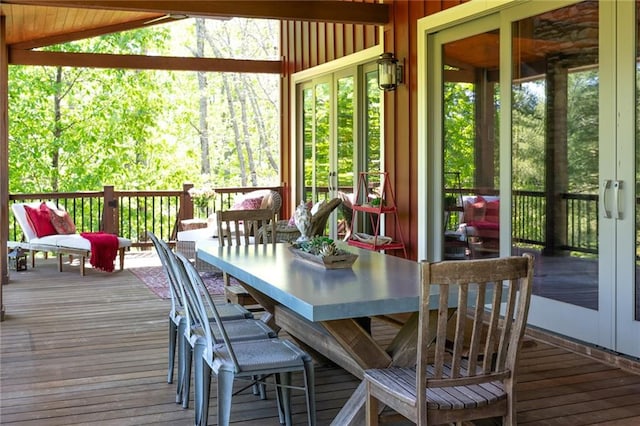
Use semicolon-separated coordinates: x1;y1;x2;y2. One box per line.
377;52;403;91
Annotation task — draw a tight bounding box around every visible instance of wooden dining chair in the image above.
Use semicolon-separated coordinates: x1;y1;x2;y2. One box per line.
217;208;275;307
364;254;534;425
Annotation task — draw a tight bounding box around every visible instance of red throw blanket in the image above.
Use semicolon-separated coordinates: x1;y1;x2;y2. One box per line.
80;232;119;272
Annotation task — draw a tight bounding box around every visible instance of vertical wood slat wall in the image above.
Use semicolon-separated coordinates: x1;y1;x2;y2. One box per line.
280;0;466;260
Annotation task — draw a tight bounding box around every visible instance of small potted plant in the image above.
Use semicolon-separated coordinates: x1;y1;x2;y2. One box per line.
290;236;358;269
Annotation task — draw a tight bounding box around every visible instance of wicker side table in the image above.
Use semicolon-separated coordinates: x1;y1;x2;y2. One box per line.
176;239;221;273
180;218;208;231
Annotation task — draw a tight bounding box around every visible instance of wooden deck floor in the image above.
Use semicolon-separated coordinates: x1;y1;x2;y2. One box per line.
1;251;640;425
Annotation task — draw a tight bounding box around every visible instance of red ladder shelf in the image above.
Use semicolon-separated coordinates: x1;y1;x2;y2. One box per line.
347;172;407;257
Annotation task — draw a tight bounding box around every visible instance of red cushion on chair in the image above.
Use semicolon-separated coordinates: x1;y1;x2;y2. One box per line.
463;197;486;223
484;200;500;224
49;207;77;234
468;220;500;231
232;196;264;210
24;203;58;237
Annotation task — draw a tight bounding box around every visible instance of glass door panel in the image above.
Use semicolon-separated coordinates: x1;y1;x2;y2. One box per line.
349;69;383;238
299;66;381;240
441;31;500;260
424;0;638;359
302;81;330;203
335;75;355;239
511;2;600;311
364;69;381;174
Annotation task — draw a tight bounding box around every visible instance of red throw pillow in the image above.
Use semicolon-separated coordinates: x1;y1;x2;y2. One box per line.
485;200;500;223
232;196;264;210
24;203;57;237
49;207;77;234
463;197;486;223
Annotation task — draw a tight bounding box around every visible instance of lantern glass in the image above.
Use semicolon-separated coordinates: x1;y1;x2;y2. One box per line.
377;52;400;91
8;249;27;271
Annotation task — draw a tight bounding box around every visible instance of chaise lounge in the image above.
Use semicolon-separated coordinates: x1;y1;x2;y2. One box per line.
11;201;131;275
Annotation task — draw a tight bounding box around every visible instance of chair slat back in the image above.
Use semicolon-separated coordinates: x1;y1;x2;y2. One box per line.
175;253;242;373
148;232;183;316
217;208;276;248
417;255;534;404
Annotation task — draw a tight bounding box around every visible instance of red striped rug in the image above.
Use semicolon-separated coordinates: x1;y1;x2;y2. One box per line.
130;266;229;299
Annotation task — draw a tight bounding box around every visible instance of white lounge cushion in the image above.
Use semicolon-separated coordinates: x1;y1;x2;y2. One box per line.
11;201;58;242
12;202;132;249
30;234;131;251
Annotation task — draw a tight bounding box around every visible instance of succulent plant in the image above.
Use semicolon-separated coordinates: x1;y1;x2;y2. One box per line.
296;236;343;257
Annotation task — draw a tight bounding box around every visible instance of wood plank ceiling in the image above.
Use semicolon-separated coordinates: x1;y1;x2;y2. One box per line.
1;1;390;49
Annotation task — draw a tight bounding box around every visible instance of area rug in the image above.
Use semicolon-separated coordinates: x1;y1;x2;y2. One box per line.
130;265;234;299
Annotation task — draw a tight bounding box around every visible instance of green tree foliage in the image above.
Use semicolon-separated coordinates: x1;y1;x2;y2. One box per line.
9;19;280;194
9;29;180;192
512;81;546;191
182;18;280;188
567;70;598;193
443;82;476;188
302;82;331;194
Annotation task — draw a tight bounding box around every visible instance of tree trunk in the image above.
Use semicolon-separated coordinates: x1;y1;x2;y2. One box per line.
51;66;62;192
195;19;211;175
236;79;257;186
242;74;278;172
204;30;248;186
221;74;248;186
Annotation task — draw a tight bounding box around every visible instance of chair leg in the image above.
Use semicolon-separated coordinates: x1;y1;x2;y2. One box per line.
366;383;379;426
168;320;176;384
303;361;316;426
217;370;235;426
281;372;292;426
182;341;192;409
118;248;125;270
194;344;211;426
176;327;188;405
275;374;285;425
175;336;185;404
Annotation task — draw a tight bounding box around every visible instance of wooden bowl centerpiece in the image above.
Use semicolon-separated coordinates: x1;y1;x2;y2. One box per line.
289;236;358;269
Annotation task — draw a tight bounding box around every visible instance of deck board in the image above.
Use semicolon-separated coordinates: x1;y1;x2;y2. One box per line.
1;251;639;425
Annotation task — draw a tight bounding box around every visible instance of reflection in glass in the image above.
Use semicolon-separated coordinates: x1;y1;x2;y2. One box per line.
302;83;330;201
512;1;599;310
365;70;381;174
337;76;355;239
442;31;500;260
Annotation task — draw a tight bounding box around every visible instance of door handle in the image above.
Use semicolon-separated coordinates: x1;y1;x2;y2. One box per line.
613;180;623;220
602;179;612;219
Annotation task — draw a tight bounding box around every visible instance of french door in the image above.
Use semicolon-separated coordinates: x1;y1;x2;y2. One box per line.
423;0;639;358
298;63;381;240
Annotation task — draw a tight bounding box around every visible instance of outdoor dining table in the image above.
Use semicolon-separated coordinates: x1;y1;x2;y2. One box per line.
196;240;443;425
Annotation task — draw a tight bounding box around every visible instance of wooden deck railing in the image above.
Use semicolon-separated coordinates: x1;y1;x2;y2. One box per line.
445;187;620;256
9;184;631;255
9;184;285;249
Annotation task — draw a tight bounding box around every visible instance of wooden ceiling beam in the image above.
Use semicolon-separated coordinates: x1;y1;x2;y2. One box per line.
6;1;390;24
10;17;171;50
9;49;282;74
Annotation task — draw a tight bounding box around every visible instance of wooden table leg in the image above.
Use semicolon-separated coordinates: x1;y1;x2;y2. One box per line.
328;313;424;425
321;319;392;371
238;282;281;333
